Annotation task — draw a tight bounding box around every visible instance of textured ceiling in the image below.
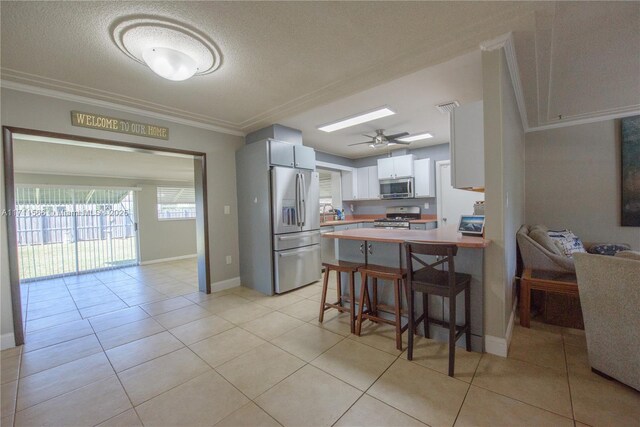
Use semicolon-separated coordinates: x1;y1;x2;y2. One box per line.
0;1;549;134
2;2;636;154
13;137;195;182
280;50;482;158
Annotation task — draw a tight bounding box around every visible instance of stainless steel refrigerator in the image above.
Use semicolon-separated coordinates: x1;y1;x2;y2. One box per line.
236;138;321;296
271;167;321;293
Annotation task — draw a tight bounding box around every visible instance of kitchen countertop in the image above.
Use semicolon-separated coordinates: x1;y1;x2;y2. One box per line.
321;224;489;248
320;218;438;227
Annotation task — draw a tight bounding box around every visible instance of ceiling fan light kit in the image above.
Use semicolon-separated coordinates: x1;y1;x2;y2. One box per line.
317;106;395;132
350;129;411;149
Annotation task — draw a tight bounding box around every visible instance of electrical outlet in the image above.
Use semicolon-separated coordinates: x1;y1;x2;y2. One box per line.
224;205;231;215
225;255;232;265
424;202;430;210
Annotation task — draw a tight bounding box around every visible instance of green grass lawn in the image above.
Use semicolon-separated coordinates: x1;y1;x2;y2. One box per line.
19;237;137;280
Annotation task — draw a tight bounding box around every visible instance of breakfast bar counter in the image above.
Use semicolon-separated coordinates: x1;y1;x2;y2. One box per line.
322;224;489;351
322;224;489;248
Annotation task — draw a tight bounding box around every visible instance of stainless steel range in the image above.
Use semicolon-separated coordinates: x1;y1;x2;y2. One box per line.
373;206;421;229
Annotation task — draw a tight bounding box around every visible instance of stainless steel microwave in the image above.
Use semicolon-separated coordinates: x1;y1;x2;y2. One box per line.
379;178;414;199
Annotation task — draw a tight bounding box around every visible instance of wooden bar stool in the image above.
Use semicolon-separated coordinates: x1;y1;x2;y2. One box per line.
404;242;472;377
356;264;407;350
319;260;363;333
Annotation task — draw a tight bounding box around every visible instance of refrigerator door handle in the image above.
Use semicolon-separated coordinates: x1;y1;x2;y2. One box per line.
301;173;306;227
295;173;301;226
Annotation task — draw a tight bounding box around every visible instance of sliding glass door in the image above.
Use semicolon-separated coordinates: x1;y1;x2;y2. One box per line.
14;185;139;281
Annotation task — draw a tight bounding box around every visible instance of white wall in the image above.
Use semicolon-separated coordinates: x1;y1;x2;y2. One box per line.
13;174;198;263
1;88;244;344
526;119;640;250
482;48;526;349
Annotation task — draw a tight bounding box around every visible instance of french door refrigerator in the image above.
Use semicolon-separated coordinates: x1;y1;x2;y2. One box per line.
271;167;321;293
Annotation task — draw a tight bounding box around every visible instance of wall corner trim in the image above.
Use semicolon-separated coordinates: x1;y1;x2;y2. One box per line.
484;298;517;357
210;276;241;293
1;333;16;350
479;32;529;133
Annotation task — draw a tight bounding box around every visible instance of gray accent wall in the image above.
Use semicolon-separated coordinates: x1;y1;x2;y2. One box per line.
315;150;355;168
1;88;244;343
525;119;640;250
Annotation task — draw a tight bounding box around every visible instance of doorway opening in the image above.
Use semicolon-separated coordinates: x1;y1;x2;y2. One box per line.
3;127;211;346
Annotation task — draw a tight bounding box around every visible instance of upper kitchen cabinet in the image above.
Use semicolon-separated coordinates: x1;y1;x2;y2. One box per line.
269;139;295;167
345;166;379;201
413;158;434;198
377;154;415;179
268;140;315;170
450;100;484;190
294;145;316;170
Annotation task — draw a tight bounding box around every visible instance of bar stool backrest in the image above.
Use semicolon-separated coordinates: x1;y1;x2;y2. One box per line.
404;242;458;287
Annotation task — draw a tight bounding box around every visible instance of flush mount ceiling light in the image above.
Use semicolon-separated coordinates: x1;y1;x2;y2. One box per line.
111;16;222;81
397;132;434;142
142;47;197;81
317;106;395;132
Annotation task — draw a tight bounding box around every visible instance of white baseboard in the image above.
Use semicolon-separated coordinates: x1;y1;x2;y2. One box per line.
1;333;16;350
210;276;241;293
505;298;517;350
485;298;517;358
140;254;197;265
484;334;509;357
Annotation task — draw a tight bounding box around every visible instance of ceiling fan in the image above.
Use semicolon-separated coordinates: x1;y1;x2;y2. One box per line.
348;129;410;149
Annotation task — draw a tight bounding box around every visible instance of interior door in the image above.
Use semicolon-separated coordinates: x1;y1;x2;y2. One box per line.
272;167;301;234
436;161;484;227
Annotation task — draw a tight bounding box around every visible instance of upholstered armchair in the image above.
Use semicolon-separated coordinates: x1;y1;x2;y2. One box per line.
574;252;640;391
516;225;579;272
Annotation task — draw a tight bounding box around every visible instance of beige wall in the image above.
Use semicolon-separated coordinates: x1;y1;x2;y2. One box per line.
482;48;526;343
1;88;244;343
526;119;640;250
13;174;197;263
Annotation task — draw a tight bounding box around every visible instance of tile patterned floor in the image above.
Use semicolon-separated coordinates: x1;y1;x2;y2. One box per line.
2;263;638;426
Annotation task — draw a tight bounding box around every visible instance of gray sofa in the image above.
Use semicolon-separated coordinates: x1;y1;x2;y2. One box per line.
574;252;640;391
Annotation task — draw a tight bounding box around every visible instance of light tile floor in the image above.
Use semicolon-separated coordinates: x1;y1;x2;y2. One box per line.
2;264;639;426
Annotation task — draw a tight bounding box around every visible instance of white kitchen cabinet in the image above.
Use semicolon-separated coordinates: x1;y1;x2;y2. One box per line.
377;154;415;179
341;170;355;201
368;166;380;199
414;158;434;198
356;167;369;200
393;155;415;178
450;100;484;189
377;157;395;180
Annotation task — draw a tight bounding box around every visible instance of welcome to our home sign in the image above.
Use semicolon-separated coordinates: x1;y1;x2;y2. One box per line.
71;111;169;140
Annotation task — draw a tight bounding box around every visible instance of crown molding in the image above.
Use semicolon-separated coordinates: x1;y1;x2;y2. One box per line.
480;32;530;132
0;79;245;137
526;106;640;132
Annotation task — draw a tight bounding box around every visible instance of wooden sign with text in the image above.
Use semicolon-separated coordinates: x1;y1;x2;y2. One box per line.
71;111;169;140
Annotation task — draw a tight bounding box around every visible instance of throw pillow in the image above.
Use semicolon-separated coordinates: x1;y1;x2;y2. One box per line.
587;243;632;256
547;229;586;257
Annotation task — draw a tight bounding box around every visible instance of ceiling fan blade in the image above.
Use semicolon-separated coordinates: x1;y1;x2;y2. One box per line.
362;134;375;139
348;141;374;146
385;132;409;140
